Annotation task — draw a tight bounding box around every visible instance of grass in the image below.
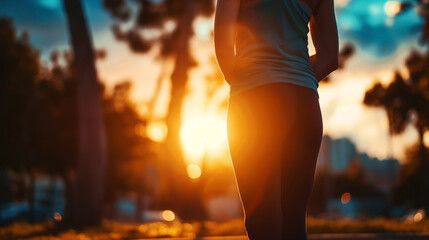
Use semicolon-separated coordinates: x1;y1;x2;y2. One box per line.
0;217;428;239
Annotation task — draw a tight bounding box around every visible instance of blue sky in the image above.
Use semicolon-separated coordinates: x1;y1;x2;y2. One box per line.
0;0;111;58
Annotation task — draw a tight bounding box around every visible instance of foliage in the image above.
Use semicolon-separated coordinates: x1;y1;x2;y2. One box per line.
102;81;153;202
0;17;157;221
103;0;213;56
363;49;429;210
102;0;219;221
0;17;40;171
393;142;429;208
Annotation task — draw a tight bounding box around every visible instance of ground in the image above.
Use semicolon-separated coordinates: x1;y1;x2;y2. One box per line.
0;217;428;240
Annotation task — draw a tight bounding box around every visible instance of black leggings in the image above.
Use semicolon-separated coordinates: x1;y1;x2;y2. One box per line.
226;82;323;240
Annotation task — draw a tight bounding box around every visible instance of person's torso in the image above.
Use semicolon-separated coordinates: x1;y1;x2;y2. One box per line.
230;0;318;98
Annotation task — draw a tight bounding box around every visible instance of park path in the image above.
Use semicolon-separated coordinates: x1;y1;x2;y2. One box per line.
131;233;429;240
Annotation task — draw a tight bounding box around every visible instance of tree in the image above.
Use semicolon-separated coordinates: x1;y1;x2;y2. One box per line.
0;17;39;173
363;60;429;211
103;0;214;219
102;81;154;220
393;142;429;209
0;18;40;221
63;0;108;226
363;0;429;211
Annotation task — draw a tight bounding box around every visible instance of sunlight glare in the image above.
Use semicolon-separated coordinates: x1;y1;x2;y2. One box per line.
385;1;401;17
187;163;202;179
180;119;227;163
147;121;168;142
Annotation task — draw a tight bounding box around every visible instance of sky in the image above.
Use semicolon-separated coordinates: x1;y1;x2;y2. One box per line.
1;0;428;163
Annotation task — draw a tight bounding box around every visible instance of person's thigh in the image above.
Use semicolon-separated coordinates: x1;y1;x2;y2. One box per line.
280;85;323;240
226;83;299;240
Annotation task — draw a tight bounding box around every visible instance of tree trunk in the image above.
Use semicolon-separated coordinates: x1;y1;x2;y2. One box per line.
148;60;167;120
418;127;429;211
163;0;198;219
62;172;74;225
28;171;36;223
63;0;107;227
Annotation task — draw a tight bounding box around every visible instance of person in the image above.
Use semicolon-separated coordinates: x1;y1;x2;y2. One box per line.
213;0;338;239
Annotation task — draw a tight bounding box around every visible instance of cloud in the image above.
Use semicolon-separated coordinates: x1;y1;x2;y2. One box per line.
336;0;423;58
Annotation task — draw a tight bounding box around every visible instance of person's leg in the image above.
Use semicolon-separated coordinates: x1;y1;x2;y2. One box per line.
226;83;299;240
280;85;323;240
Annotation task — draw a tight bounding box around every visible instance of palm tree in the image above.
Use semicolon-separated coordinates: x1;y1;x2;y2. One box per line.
63;0;108;226
363;0;429;212
363;51;429;210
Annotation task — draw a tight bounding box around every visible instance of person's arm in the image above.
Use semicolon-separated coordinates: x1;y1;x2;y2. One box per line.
214;0;240;83
309;0;339;82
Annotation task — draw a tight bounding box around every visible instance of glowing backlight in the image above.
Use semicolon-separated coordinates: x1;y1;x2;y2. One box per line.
180;119;228;163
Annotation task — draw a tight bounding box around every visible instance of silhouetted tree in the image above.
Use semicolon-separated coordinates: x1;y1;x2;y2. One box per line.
103;0;214;219
35;51;156;222
0;17;39;172
399;0;429;43
365;0;429;211
102;81;154;220
363;52;429;210
0;17;40;216
63;0;108;226
393;142;429;209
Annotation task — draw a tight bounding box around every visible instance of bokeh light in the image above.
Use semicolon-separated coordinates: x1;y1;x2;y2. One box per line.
186;163;202;179
384;1;402;16
146;121;168;142
341;192;352;204
414;212;423;222
161;210;176;221
53;212;62;222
